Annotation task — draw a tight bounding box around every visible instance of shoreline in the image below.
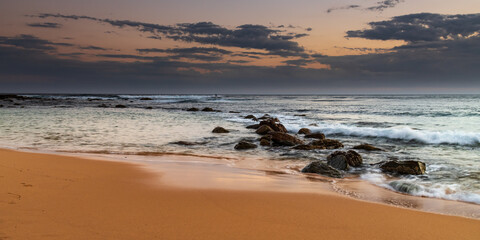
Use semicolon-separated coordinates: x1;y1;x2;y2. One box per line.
4;146;480;219
1;148;480;239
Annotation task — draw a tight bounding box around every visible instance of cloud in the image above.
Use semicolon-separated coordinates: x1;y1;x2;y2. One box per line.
34;14;307;56
0;34;72;50
366;0;404;12
327;5;360;13
346;13;480;42
79;45;108;50
137;47;232;62
27;22;62;28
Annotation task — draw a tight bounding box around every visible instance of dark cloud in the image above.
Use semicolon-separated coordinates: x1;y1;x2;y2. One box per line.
283;58;314;66
327;5;360;13
366;0;404;12
137;47;232;62
346;13;480;42
79;45;108;50
0;34;72;50
34;14;307;56
27;22;62;28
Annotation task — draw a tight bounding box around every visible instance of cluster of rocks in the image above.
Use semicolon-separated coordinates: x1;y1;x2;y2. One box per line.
186;107;222;112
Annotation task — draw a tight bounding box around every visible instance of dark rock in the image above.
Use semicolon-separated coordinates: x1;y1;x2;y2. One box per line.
297;128;311;135
260;139;271;146
260;135;272;141
244;115;258;121
309;123;318;126
258;114;271;120
327;150;363;170
294;114;307;117
311;139;344;149
380;161;426;175
389;181;421;194
301;161;344;178
353;144;383;151
187;107;199;111
212;127;229;133
234;141;258;150
229;111;240;113
246;124;260;129
305;133;326;139
115;104;127;108
171;141;207;146
97;104;109;108
255;125;274;135
267;132;304;146
140;97;153;100
0;105;3;108
145;107;153;110
202;107;215;112
259;119;287;133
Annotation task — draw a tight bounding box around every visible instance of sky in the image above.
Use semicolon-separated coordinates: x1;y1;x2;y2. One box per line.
0;0;479;94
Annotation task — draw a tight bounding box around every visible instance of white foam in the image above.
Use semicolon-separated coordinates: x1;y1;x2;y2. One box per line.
284;122;480;145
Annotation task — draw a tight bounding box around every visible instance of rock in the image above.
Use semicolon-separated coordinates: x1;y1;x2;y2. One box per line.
97;104;108;108
327;150;363;170
301;161;344;178
260;139;271;146
297;128;311;135
292;144;325;150
353;144;383;151
186;107;199;111
234;141;257;150
202;107;215;112
380;161;426;175
140;97;153;100
258;114;271;120
244;115;258;121
255;125;274;135
212;127;229;133
259;119;287;133
267;132;304;146
171;141;207;146
309;123;318;127
294;114;307;117
229;111;240;113
260;135;272;141
115;104;127;108
246;124;260;129
311;139;344;149
145;107;153;110
388;181;421;194
305;133;326;139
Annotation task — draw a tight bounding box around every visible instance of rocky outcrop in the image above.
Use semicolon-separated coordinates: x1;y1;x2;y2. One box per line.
212;127;229;133
326;150;363;170
311;139;343;149
305;133;326;139
297;128;311;135
186;107;199;111
267;132;304;146
301;161;344;178
234;141;257;150
259;119;287;133
202;107;215;112
380;161;426;175
255;125;274;135
353;144;383;151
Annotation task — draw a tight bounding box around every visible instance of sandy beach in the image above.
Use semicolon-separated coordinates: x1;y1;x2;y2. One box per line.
1;148;479;240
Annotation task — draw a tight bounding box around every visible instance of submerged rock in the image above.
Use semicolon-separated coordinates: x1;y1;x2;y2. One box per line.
115;104;127;108
186;107;199;111
268;132;304;146
311;139;344;149
234;141;257;150
140;97;153;100
260;139;271;146
246;124;260;129
258;114;271;120
380;161;426;175
202;107;215;112
244;115;258;121
353;144;383;151
297;128;311;135
301;161;344;178
255;125;274;135
327;150;363;170
389;181;422;194
212;127;229;133
171;141;207;146
305;133;326;139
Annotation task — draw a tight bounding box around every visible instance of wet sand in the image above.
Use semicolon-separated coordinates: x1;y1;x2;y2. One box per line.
1;148;479;240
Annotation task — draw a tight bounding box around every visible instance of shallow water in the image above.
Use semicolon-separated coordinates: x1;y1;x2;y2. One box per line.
0;94;479;204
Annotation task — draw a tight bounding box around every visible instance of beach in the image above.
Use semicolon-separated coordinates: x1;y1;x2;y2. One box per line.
1;148;479;240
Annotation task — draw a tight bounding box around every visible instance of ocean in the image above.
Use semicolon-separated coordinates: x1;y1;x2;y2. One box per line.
1;94;479;204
